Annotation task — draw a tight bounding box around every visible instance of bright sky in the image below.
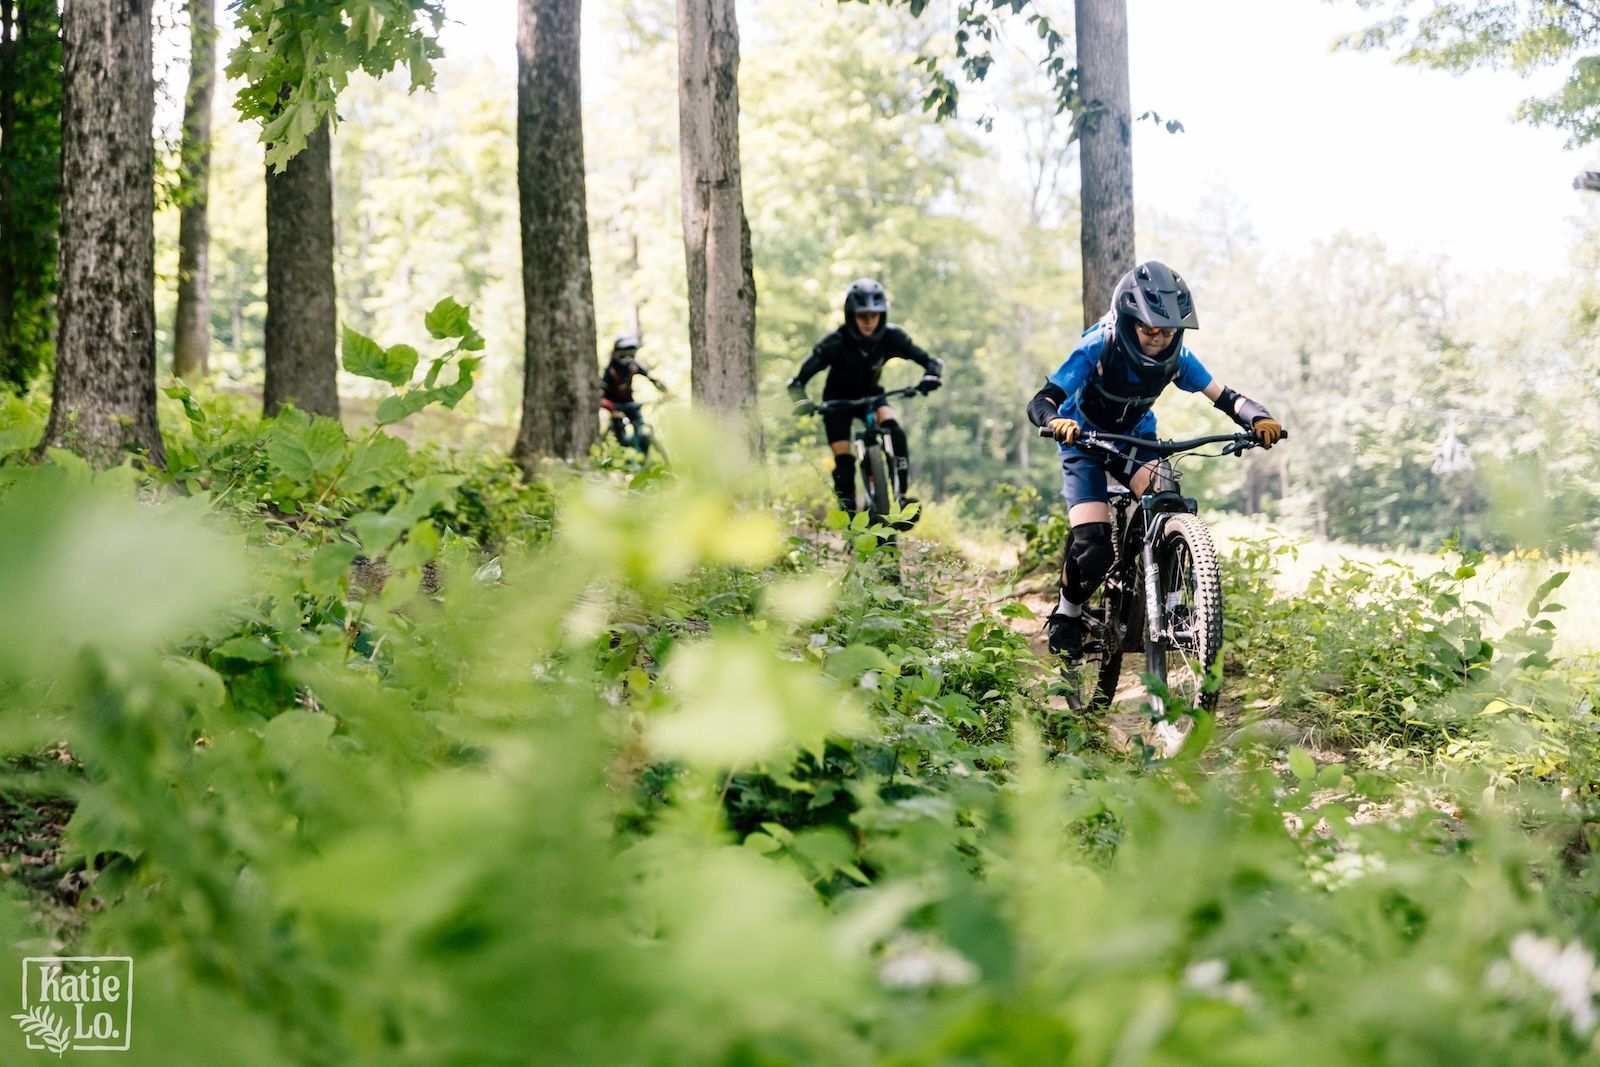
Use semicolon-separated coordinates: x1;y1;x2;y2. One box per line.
1129;0;1592;281
438;0;1598;281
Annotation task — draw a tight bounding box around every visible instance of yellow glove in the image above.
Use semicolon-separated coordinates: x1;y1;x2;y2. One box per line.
1048;418;1080;445
1253;418;1283;448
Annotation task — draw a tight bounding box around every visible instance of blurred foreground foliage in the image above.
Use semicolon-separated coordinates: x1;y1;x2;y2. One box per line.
1;378;1599;1064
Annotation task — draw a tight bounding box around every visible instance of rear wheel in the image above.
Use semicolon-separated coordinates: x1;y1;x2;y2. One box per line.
1143;513;1224;716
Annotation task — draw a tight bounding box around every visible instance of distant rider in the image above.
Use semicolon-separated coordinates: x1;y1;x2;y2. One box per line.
1026;261;1284;667
600;335;668;453
787;278;943;514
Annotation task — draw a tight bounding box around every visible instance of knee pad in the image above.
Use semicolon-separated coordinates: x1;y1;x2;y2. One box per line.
880;419;909;459
880;419;910;487
1062;521;1114;602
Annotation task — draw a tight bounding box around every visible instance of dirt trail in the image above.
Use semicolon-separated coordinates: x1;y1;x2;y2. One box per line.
994;578;1259;758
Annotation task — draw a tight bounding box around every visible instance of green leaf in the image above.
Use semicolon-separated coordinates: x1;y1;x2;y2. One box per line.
424;297;473;340
1316;763;1346;788
213;635;279;664
267;410;346;481
433;357;481;409
350;510;409;556
1527;571;1570;615
164;384;206;425
387;521;440;571
376;391;432;426
308;542;360;591
824;643;895;681
262;709;336;764
387;474;462;528
342;433;411;492
342;327;419;386
998;601;1036;620
1288;747;1316;781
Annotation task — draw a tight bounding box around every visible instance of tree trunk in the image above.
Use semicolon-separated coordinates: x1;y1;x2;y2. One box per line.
510;0;598;469
1075;0;1134;323
263;117;339;418
0;0;62;394
172;0;213;380
676;0;761;458
40;0;162;466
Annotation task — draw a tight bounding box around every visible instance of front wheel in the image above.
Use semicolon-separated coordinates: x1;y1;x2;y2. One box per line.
862;444;894;528
1143;513;1224;714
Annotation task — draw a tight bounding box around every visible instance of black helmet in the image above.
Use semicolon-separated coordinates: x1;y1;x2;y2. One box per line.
1111;261;1196;367
843;278;889;341
611;334;641;356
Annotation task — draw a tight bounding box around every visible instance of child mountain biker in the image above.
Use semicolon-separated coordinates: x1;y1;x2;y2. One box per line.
1026;261;1284;667
787;278;944;514
600;334;668;453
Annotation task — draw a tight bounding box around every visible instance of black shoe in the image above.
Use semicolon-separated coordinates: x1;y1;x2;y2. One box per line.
1046;612;1087;661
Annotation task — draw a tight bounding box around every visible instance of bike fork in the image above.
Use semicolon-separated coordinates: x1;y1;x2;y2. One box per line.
1141;534;1163;647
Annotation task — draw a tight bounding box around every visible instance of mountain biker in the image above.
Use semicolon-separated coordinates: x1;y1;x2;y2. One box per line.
1026;261;1284;667
787;278;944;515
600;335;668;453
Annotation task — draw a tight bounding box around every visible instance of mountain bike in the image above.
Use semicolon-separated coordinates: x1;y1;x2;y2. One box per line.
1038;426;1284;718
601;399;667;462
811;385;922;531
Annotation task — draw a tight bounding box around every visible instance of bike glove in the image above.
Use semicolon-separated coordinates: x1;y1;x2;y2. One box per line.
1214;387;1282;448
794;398;819;417
1048;418;1080;445
917;374;943;395
1252;417;1283;448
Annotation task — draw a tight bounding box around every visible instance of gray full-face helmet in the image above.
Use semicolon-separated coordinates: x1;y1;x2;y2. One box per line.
1111;261;1197;368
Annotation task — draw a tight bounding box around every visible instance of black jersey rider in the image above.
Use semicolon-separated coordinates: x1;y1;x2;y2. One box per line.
599;334;668;453
787;278;944;514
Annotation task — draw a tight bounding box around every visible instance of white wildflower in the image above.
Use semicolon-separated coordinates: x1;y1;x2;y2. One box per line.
1308;849;1386;890
1182;958;1259;1008
878;932;980;990
1508;932;1600;1034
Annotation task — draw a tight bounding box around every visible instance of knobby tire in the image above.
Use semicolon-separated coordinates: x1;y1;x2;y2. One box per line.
1144;513;1224;714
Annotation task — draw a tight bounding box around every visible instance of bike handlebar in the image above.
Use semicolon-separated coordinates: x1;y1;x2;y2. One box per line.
1035;425;1288;455
810;385;923;415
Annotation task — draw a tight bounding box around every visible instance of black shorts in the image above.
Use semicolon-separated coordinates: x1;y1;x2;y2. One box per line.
821;410;858;444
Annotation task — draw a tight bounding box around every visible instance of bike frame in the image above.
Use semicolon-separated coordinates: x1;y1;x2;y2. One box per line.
1077;431;1242;649
813;385;922;515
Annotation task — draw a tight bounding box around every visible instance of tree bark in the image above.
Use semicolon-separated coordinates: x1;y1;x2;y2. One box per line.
263;117;339;418
676;0;761;458
510;0;598;470
40;0;162;466
0;0;62;394
172;0;213;380
1075;0;1134;323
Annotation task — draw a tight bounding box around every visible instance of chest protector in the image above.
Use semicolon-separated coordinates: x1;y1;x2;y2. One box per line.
1077;326;1179;433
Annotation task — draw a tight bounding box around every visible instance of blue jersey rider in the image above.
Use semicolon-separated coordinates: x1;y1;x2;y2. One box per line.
1025;261;1284;666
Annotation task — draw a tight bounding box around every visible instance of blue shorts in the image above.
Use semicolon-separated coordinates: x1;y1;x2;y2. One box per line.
1060;440;1160;507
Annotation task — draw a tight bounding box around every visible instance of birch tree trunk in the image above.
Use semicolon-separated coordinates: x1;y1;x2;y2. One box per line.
510;0;598;469
172;0;213;380
1075;0;1134;323
677;0;761;458
40;0;163;466
263;117;339;418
